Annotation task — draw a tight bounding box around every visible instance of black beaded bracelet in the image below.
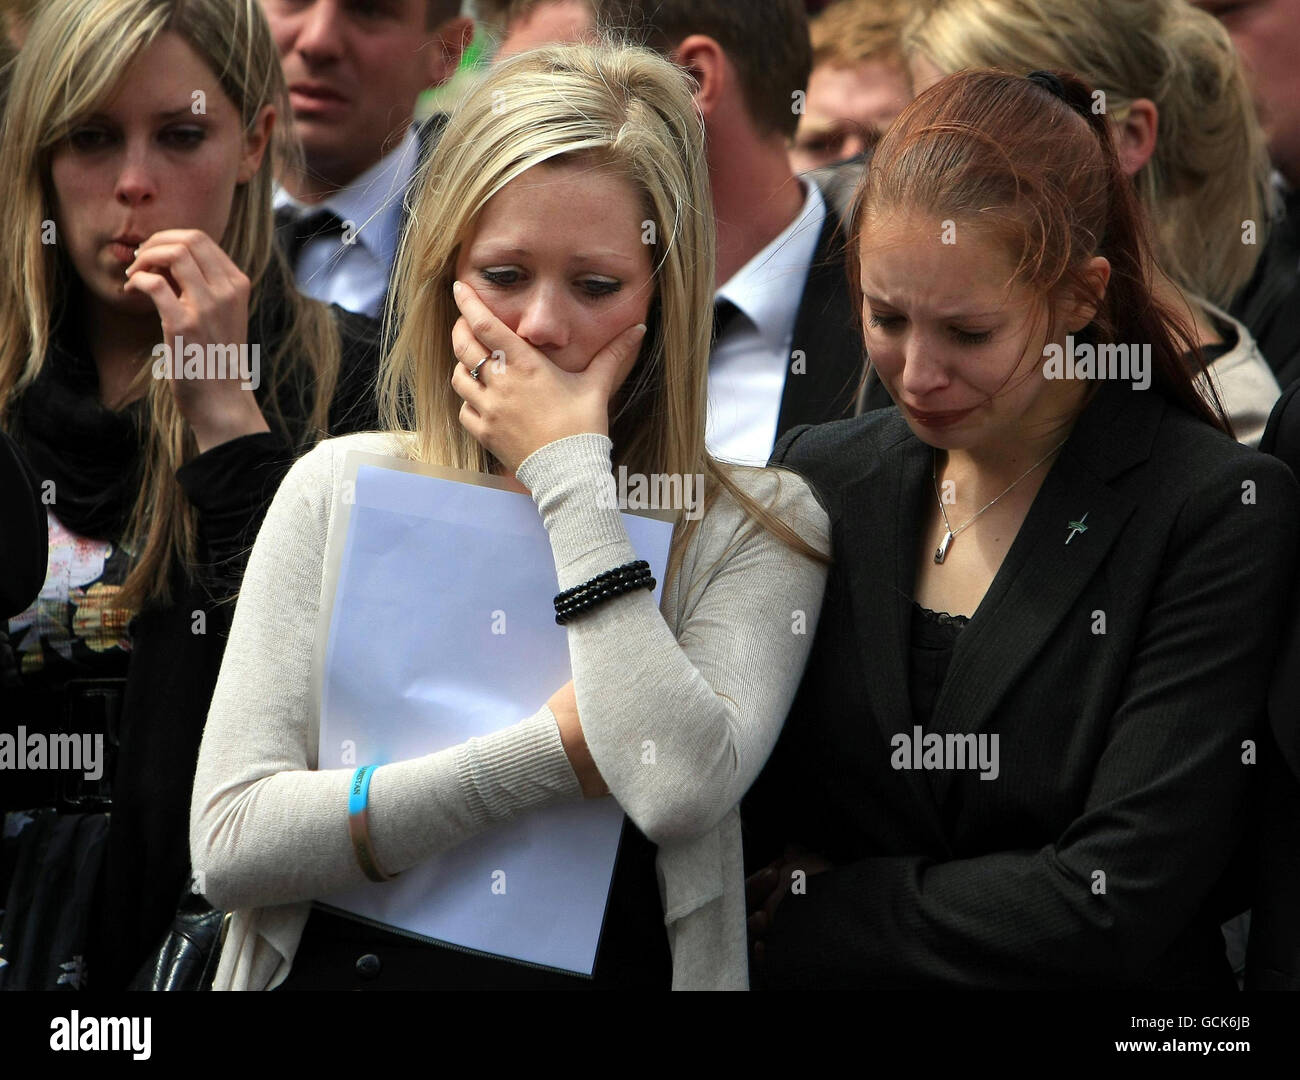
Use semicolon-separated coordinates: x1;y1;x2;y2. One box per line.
554;560;655;625
554;565;654;624
555;560;650;603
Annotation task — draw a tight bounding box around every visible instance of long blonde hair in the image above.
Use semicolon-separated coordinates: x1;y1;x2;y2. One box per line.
0;0;344;608
903;0;1271;310
380;42;827;586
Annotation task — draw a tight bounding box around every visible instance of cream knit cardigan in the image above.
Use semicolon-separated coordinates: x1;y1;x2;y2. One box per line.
190;431;830;990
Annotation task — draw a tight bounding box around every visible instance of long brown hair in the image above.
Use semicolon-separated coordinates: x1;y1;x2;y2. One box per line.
848;68;1231;434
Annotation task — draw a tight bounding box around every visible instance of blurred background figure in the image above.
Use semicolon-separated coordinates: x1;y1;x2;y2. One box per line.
0;0;34;47
0;0;38;112
601;0;865;466
788;0;914;173
0;431;46;620
885;0;1281;447
1194;0;1300;391
423;2;599;116
484;0;598;59
262;0;472;318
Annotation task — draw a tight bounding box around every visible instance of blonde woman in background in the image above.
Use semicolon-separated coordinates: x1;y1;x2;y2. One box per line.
880;0;1281;445
0;0;381;989
190;42;830;991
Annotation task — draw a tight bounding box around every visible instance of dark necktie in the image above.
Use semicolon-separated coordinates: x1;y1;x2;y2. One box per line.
275;205;349;268
713;297;743;344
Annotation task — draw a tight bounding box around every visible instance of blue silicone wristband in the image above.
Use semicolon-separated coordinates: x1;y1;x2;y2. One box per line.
349;764;378;816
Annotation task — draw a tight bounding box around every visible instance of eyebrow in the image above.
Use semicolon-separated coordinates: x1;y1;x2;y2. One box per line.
863;294;1002;319
797;117;870;140
81;107;205;123
474;245;639;265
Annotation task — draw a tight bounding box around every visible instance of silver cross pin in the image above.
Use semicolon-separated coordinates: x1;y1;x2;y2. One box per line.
1066;512;1089;544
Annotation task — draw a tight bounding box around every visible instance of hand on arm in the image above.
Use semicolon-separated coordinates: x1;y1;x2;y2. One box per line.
746;846;832;970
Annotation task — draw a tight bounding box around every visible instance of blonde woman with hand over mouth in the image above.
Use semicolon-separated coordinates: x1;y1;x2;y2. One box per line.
190;42;831;991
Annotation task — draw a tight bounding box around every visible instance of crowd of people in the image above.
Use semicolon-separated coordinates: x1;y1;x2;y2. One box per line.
0;0;1298;993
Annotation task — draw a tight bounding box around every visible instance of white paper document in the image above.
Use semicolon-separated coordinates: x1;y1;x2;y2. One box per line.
315;451;674;975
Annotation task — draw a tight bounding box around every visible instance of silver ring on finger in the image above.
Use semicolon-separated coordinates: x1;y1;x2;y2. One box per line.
469;355;489;381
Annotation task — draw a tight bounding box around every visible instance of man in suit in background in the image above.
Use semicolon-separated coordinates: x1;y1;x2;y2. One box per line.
601;0;865;465
261;0;472;319
1195;0;1300;390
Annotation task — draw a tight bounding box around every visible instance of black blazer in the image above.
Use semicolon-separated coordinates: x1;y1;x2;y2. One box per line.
1248;384;1300;988
771;200;864;439
743;378;1300;989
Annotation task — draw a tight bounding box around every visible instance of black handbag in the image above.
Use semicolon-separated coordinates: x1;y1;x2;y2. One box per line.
128;888;230;991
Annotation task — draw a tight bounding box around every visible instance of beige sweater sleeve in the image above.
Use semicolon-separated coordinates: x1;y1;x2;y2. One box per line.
516;434;831;845
190;432;829;912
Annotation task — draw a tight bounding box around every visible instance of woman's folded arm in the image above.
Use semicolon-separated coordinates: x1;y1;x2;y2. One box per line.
517;434;832;846
193;431;831;911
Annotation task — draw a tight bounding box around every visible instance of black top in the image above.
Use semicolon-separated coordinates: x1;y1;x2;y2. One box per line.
909;602;968;729
277;816;671;990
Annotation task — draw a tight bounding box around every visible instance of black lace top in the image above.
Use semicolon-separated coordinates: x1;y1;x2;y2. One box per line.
909;600;970;726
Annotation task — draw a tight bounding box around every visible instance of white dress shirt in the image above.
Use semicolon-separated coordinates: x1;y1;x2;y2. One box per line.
707;178;827;466
273;125;421;320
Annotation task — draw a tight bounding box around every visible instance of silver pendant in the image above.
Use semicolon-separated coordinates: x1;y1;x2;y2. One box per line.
935;529;954;564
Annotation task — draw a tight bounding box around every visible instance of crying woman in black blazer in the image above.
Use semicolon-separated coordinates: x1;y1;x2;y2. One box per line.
742;70;1300;989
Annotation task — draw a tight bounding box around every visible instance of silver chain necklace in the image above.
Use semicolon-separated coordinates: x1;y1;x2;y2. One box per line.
932;438;1068;564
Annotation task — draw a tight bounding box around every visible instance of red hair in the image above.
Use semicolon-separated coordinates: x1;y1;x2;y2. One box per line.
848;68;1230;434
